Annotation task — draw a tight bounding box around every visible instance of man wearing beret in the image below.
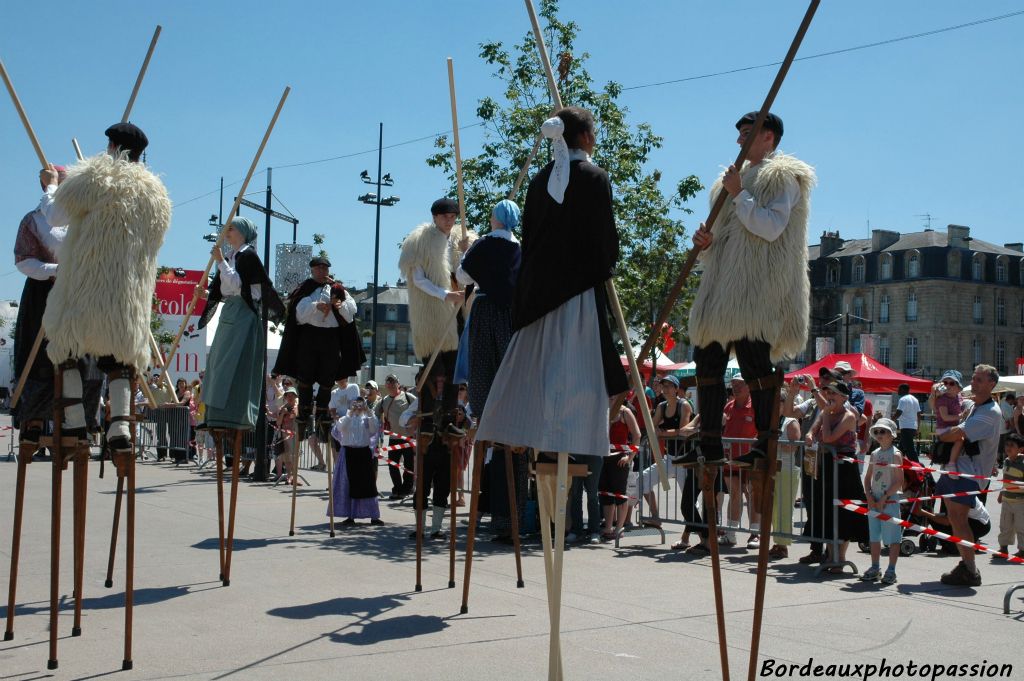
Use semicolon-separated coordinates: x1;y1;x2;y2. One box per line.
679;112;816;468
43;122;171;451
274;256;362;445
398;198;474;537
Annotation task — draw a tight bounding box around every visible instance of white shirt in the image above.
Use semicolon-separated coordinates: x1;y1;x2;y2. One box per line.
732;170;801;242
217;244;261;301
455;229;519;286
332;413;379;448
896;394;920;429
329;384;362;415
411;266;450;301
399;395;419;429
295;283;356;327
16;187;68;280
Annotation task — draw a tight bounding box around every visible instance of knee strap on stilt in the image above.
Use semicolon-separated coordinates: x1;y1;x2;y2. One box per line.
746;370;784;392
58;359;87;432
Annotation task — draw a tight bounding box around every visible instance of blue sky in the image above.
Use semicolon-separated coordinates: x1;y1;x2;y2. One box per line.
1;1;1021;301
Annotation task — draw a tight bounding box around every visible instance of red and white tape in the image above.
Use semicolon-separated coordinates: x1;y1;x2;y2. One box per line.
837;500;1024;564
599;490;637;501
836;453;1003;484
840;485;1020;506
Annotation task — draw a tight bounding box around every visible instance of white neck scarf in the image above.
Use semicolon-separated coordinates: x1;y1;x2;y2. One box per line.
542;117;571;204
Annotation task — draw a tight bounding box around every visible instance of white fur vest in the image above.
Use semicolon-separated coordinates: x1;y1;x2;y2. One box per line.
688;152;816;363
43;153;171;370
398;223;474;358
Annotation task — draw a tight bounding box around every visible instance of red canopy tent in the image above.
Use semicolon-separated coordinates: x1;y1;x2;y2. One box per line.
785;353;933;394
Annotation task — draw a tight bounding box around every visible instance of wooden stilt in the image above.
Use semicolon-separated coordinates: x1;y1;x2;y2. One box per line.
288;426;301;537
414;435;425;592
448;439;458;589
459;440;485;613
326;442;336;538
121;431;136;669
223;430;242;587
746;387;784;681
549;453;568;681
504;447;525;588
105;474;124;588
215;433;226;582
71;443;88;637
701;465;730;681
4;446;30;640
535;456;565;681
47;370;65;670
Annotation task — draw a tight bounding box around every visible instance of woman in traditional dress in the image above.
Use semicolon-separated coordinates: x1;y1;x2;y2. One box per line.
330;396;384;525
198;216;284;431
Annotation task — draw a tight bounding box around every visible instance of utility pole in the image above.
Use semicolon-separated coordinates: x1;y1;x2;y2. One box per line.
358;123;400;380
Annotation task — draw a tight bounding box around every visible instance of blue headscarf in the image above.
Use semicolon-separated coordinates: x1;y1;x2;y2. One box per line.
491;199;521;232
231;216;258;245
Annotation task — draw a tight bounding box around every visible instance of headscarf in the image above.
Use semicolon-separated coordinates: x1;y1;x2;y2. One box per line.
541;116;571;204
231;216;258;245
491;199;521;232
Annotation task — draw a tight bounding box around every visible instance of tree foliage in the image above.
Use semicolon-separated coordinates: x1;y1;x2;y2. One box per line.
426;0;702;354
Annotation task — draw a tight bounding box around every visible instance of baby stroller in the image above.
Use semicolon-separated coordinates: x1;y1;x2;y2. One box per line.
859;457;932;556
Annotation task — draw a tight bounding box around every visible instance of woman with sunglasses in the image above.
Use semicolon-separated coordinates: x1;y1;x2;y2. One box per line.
808;380;868;573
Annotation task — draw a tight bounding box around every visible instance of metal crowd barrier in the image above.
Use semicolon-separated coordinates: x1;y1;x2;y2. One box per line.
628;436;858;574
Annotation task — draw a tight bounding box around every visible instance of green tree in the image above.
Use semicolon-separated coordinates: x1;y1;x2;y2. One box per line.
426;0;701;356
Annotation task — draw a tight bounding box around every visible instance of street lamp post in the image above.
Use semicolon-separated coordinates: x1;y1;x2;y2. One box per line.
358;122;400;380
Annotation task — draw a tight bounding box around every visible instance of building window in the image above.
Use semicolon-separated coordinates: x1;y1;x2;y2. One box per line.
852;336;861;353
996;256;1008;283
972;254;984;280
905;337;918;371
852;296;864;318
972;338;982;365
947;251;961;277
826;260;840;285
997;297;1006;326
907;251;921;278
878;337;890;366
386;353;397;365
880;254;893;280
385;305;397;322
996;340;1007;374
362;335;371;351
879;295;890;323
852;257;865;284
973;296;983;324
906;292;918;321
363;308;371;321
385;329;397;350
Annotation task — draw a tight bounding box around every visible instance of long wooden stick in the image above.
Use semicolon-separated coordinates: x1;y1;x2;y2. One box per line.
0;57;49;168
447;58;469;242
631;0;821;375
164;86;291;371
10;327;44;409
523;0;667;489
72;138;84;161
508;133;543;200
122;26;162;123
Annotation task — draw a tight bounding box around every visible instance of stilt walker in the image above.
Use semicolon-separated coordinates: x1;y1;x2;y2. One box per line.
198;213;286;576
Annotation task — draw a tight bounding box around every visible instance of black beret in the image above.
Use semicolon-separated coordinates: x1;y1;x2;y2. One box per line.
104;122;149;158
309;256;331;268
735;111;783;141
430;197;459;215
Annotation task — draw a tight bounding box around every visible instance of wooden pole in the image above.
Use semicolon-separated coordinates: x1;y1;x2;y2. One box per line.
215;435;226;582
0;57;49;167
122;26;162;123
164;86;291;370
71;445;88;637
446;58;469;242
508;133;543;200
414;436;425;591
630;0;821;374
448;440;458;589
288;429;300;536
504;448;525;588
327;444;336;538
4;455;29;640
122;446;136;670
701;467;731;681
47;371;64;670
10;327;44;409
459;440;485;613
223;430;241;586
105;475;124;588
72;138;84;161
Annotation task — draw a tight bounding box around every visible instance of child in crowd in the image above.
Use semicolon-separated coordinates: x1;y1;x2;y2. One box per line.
996;432;1024;559
860;418;905;584
275;387;299;484
929;370;965;466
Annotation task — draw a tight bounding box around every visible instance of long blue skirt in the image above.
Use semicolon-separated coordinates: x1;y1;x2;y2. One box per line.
203;296;265;430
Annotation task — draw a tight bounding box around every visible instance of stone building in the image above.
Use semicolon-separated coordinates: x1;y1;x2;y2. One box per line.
807;224;1024;378
352;283;415;368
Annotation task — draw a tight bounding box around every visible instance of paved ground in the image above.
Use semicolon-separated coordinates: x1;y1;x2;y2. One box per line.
0;425;1022;680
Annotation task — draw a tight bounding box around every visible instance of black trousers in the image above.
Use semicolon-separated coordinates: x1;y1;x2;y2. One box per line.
681;467;724;540
898;428;919;463
297;382;332;432
416;350;459;430
695;339;775;435
388;448;415;495
417;435;451;509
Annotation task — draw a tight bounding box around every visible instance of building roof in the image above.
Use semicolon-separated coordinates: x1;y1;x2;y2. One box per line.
354;286;408;306
809;229;1023;259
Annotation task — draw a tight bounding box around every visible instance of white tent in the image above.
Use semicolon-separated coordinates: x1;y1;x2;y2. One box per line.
995;374;1024;393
